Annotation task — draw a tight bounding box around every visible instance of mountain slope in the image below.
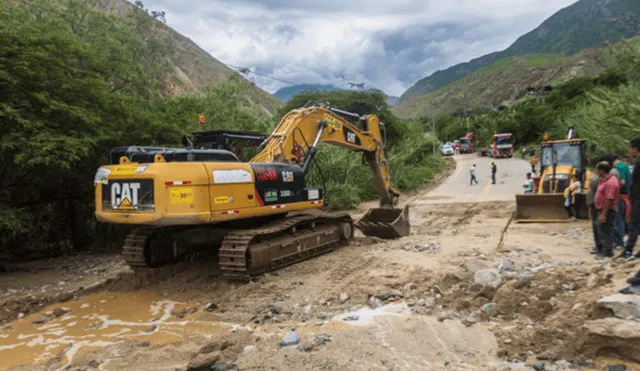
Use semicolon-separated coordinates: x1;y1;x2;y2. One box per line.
392;38;640;118
399;0;640;104
97;0;280;115
274;84;343;101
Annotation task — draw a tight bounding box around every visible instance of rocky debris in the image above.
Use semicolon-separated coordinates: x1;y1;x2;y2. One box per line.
343;315;359;321
311;334;332;347
474;269;503;289
186;351;221;371
461;313;478;326
280;329;300;347
212;364;233;371
465;259;489;274
553;360;572;369
243;345;257;355
369;296;385;309
605;365;627;371
31;308;71;325
204;303;219;312
171;307;198;319
143;325;158;333
481;303;497;316
339;293;350;303
269;306;283;314
379;290;403;302
582;318;640;363
532;363;545;370
596;294;640;320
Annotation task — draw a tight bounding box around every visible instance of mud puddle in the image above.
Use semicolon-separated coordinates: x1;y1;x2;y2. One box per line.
0;291;236;370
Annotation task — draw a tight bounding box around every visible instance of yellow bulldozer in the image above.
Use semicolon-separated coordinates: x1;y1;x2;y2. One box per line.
94;103;410;280
515;127;594;222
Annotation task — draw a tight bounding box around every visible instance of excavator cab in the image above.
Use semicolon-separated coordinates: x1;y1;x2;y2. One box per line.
515;128;591;222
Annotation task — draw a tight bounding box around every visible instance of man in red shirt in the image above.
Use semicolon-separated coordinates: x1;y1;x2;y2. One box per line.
594;161;620;258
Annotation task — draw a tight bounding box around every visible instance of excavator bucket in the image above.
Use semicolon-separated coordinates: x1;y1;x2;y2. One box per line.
354;205;410;239
515;194;572;223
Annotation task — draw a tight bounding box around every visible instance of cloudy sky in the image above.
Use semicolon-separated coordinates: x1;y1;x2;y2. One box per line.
142;0;579;96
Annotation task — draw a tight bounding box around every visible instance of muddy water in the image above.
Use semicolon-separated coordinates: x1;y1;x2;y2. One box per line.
0;292;236;370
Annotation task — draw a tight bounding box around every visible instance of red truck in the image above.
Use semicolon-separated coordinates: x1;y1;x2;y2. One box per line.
458;132;475;154
489;133;514;158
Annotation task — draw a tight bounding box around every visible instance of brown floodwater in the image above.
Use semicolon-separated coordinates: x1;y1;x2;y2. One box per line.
0;292;236;370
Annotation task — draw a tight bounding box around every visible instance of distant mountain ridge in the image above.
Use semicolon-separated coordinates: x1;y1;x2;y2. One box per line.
398;0;640;104
274;84;344;101
274;84;400;106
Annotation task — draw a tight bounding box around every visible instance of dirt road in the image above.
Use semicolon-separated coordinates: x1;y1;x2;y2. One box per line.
1;154;639;371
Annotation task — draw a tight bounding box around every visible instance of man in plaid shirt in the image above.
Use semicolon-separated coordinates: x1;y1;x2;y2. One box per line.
594;161;620;258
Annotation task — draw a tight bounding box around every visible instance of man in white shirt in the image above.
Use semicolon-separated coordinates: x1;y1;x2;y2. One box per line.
522;173;534;194
469;164;479;185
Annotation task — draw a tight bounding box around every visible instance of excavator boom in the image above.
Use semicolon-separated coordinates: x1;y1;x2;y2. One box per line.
250;104;409;238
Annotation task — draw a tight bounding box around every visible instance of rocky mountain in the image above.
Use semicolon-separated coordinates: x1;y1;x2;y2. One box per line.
97;0;280;115
398;0;640;105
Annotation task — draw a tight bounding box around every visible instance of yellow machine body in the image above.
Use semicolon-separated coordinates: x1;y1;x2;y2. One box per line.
94;105;410;279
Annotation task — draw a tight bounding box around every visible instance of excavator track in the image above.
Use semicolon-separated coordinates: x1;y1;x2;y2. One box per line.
219;213;353;281
121;227;156;270
121;213;354;279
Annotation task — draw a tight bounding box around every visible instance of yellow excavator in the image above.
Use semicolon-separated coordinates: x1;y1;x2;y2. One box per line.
94;103;410;280
515;127;594;222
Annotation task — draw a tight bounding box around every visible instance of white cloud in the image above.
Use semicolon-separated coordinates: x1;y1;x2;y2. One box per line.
139;0;579;96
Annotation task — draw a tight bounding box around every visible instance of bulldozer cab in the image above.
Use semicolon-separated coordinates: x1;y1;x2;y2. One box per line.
516;134;589;223
540;140;585;177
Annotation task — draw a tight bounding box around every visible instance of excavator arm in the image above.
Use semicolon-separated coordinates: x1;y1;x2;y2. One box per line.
251;104;399;207
250;103;410;239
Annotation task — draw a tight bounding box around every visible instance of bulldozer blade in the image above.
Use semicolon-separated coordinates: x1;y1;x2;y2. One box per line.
354;205;410;239
515;194;583;223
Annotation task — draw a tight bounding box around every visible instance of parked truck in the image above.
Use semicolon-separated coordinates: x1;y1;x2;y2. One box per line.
458;132;475;154
489;133;514;158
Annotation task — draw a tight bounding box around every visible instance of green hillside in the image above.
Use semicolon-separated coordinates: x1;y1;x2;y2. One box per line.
393;46;613;118
425;43;640;163
398;0;640;104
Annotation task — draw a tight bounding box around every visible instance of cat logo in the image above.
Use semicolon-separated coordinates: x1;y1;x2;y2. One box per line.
282;171;294;183
347;132;357;144
111;182;140;210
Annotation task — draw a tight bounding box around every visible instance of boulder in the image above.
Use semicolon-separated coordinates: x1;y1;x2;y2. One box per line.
186;351;221;371
465;260;489;275
582;318;640;363
596;294;640;320
474;269;502;289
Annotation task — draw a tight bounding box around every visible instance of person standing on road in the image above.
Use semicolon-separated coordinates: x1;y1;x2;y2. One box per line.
522;173;534;194
619;138;640;260
470;164;479;185
594;161;620;258
530;155;538;174
521;147;527;159
491;162;497;184
586;171;602;254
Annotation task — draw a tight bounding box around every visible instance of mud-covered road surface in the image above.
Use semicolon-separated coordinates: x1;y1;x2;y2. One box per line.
2;155;640;371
